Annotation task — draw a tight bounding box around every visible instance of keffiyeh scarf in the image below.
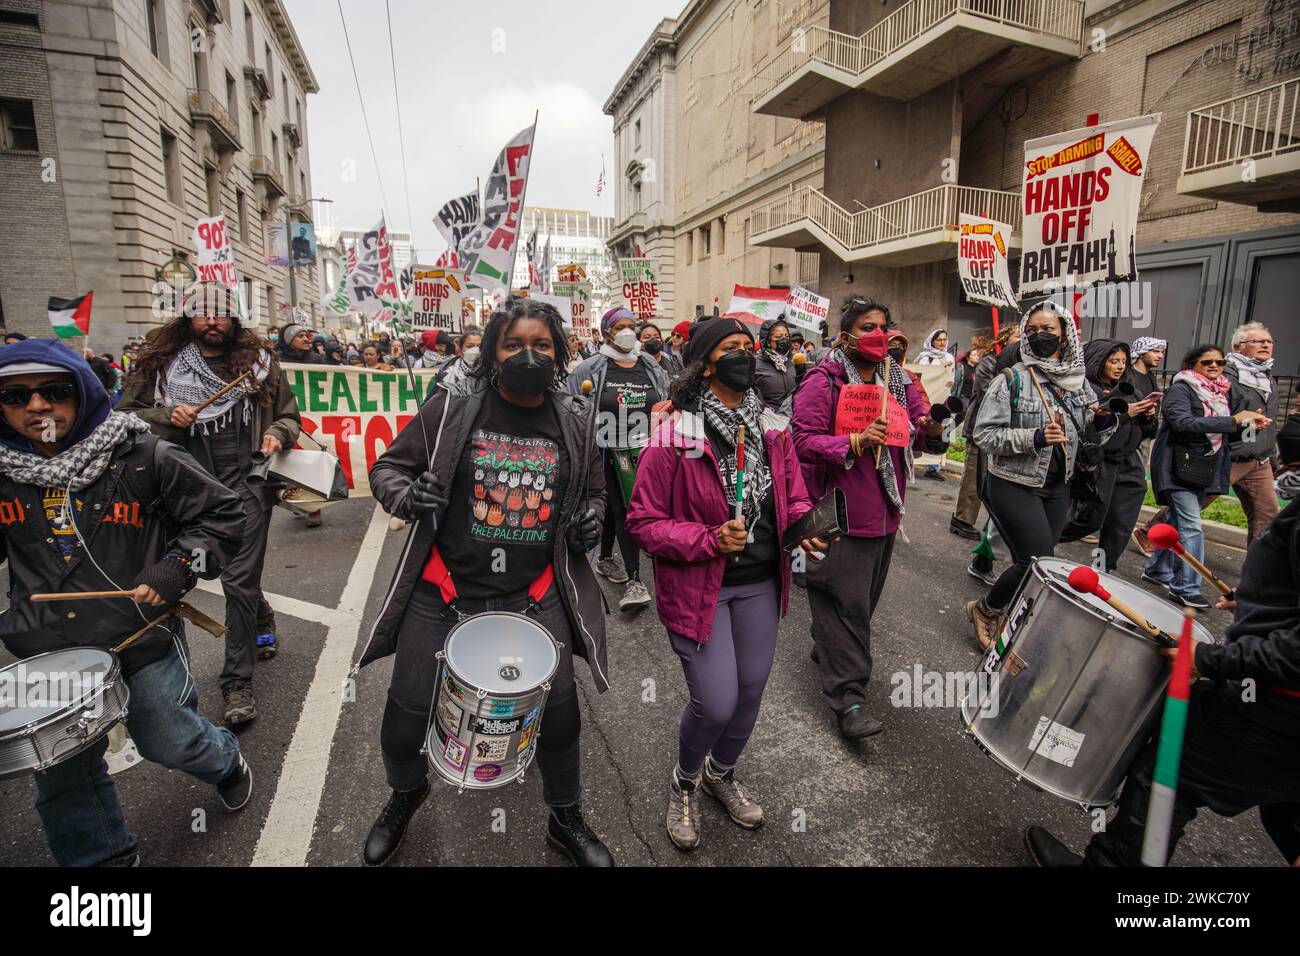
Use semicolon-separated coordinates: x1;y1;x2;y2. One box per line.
1226;350;1274;397
762;348;788;373
0;412;150;491
1276;469;1300;501
1019;302;1086;393
157;342;271;435
1173;369;1232;453
833;346;912;514
699;389;772;531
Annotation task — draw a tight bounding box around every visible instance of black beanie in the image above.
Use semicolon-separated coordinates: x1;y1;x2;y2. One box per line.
1278;412;1300;464
684;317;753;367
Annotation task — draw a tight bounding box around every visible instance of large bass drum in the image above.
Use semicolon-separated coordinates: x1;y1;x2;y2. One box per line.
426;612;560;791
961;558;1214;809
0;647;130;780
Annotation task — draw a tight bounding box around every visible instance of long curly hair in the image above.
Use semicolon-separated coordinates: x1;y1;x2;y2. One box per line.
469;298;570;387
129;315;276;404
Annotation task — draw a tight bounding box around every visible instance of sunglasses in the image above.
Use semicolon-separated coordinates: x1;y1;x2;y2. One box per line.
1197;359;1227;367
0;383;77;407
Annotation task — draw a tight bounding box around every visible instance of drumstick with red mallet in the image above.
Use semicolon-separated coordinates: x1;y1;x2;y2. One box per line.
1066;566;1178;647
1147;523;1236;600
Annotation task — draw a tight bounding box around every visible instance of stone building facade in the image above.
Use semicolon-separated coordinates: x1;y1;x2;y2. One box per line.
0;0;320;348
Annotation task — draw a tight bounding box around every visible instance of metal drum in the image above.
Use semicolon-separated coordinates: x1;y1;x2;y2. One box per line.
426;612;560;791
0;648;130;780
961;557;1214;809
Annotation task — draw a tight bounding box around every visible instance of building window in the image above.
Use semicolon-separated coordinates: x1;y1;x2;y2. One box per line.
1;99;38;151
300;170;306;197
161;128;181;205
205;165;221;215
236;188;247;241
296;99;303;131
191;22;208;92
265;43;273;91
699;224;711;258
271;131;279;170
282;73;289;106
717;217;725;256
146;0;160;57
244;4;254;60
251;105;262;153
685;230;693;266
225;71;237;117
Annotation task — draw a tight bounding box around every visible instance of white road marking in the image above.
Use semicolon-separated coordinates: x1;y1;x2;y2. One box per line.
250;503;391;867
196;579;340;627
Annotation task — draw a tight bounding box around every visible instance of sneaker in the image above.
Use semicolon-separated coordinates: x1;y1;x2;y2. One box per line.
949;517;981;540
967;561;998;586
217;755;253;811
666;777;701;851
594;556;629;584
1139;572;1172;592
702;762;764;829
255;632;279;661
546;804;615;867
965;599;1001;651
1175;593;1210;610
923;468;946;481
363;780;430;866
1080;533;1100;545
619;579;651;610
221;681;258;726
1131;526;1154;557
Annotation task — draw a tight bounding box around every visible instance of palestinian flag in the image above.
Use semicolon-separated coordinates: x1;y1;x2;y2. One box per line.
48;293;93;340
1141;610;1196;866
725;285;787;326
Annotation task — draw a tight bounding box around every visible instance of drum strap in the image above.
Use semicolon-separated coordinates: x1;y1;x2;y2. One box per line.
421;544;554;616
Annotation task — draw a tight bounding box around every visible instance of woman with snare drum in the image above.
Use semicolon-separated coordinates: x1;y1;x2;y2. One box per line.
626;317;827;851
358;299;613;867
966;302;1118;650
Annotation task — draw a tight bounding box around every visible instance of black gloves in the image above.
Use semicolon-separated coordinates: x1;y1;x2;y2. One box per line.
567;508;599;552
134;552;195;605
399;470;449;521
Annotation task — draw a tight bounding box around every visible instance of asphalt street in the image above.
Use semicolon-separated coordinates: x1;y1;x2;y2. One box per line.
0;481;1282;867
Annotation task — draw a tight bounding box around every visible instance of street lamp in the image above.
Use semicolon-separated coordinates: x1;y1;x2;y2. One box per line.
284;196;332;310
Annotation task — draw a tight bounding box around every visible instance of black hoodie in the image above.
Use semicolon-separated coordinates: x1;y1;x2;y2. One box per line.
1082;339;1156;459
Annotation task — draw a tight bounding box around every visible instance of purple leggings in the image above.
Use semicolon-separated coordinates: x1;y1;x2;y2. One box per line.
669;578;780;774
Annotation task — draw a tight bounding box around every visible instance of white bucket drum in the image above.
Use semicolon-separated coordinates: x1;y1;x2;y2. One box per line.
0;647;130;780
426;612;560;791
962;558;1214;809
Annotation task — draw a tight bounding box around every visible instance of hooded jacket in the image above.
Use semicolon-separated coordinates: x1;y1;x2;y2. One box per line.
1082;339;1157;459
357;375;611;691
626;401;813;642
0;340;242;671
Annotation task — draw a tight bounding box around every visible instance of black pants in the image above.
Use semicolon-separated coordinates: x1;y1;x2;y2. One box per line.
599;455;640;580
984;474;1071;610
806;533;896;713
381;581;582;808
1085;682;1300;866
1059;452;1147;571
220;494;276;688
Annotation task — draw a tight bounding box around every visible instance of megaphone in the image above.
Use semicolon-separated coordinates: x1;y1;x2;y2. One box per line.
249;448;349;505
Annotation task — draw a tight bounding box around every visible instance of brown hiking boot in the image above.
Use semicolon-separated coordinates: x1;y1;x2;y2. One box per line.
666;778;701;851
702;766;763;829
965;599;1001;651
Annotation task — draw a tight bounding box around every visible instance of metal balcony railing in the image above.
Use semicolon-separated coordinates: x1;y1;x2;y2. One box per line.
1182;78;1300;176
250;155;286;197
752;0;1083;103
750;184;1020;255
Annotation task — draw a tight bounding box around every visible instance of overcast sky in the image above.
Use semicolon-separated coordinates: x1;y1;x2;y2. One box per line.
283;0;678;261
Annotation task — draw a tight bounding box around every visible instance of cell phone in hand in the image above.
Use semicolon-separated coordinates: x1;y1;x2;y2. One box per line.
1147;391;1164;401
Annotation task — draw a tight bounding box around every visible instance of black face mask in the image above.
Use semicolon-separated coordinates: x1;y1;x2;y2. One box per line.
888;347;906;363
1027;331;1061;359
644;339;663;355
711;350;756;392
498;349;554;397
772;338;792;355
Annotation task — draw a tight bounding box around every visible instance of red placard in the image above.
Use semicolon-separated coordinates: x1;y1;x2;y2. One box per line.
834;384;910;447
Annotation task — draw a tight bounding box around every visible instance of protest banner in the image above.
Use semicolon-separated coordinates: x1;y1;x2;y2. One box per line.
265;222;289;266
530;291;572;323
554;278;593;341
783;286;829;336
557;263;587;283
410;266;464;333
434;188;481;260
290;222;317;266
725;285;787;325
618;258;659;319
1018;114;1159;295
460;121;537;292
349;217;401;317
833;384;910;446
958;214;1018;309
284;363;438;497
193;214;238;289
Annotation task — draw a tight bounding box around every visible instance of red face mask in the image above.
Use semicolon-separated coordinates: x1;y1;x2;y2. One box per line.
850;328;888;363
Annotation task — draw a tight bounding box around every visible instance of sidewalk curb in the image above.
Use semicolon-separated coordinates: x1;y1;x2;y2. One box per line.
927;458;1249;550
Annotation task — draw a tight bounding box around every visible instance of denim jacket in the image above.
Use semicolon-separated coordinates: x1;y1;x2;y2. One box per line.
973;363;1115;487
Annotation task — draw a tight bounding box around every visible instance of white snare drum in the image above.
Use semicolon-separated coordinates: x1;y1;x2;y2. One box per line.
962;558;1215;809
426;612;560;791
0;648;130;780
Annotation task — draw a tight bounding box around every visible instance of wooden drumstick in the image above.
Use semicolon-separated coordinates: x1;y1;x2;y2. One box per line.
1067;566;1178;647
114;615;163;654
1147;523;1235;598
192;370;251;414
32;589;137;602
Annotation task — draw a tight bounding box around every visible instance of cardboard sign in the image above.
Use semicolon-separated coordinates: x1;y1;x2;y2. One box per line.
410;266;464;333
833;384;910;447
957;214;1018;309
554;278;592;341
784;285;829;335
618;258;659;319
193;214;238;288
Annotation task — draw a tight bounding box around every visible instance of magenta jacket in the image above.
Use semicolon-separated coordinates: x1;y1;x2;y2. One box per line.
625;404;814;644
790;355;944;539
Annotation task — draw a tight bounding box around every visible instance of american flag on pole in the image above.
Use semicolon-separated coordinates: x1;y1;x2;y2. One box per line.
596;155;605;197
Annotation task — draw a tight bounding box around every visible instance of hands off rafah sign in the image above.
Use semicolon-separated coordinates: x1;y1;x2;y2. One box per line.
1018;115;1159;295
957;214;1018;310
410;267;464;333
618;258;659;319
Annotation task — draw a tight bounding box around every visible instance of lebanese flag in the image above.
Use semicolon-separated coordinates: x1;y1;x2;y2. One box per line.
724;285;787;325
48;293;93;340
